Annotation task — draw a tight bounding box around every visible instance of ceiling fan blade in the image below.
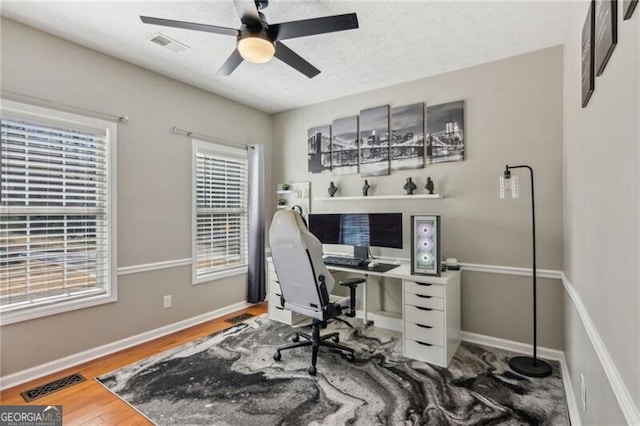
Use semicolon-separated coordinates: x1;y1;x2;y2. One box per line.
233;0;262;27
269;13;358;41
274;41;320;78
216;49;244;76
140;16;238;37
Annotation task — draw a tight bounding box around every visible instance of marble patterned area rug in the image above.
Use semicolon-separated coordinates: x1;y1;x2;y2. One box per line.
97;315;569;425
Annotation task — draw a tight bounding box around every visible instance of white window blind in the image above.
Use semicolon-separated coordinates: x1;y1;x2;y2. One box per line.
193;140;248;283
1;101;115;323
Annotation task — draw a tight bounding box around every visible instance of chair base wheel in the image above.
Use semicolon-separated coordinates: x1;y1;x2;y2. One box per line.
332;335;339;343
346;353;356;362
273;351;281;361
308;365;317;376
292;334;300;342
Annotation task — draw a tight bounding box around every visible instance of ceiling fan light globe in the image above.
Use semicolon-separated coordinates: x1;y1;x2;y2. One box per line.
238;36;275;63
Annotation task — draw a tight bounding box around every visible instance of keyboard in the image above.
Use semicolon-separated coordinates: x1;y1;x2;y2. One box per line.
323;256;365;267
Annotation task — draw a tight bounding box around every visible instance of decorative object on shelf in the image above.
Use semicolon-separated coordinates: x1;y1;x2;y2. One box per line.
425;177;434;194
624;0;638;19
359;105;390;177
308;125;331;174
594;0;617;76
362;180;371;196
403;177;417;195
332;116;359;175
276;182;310;219
411;215;441;276
498;164;553;378
427;101;465;165
582;1;595;108
328;181;338;197
391;103;425;171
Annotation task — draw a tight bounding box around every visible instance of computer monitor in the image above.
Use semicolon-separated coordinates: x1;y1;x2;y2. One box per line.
308;213;403;259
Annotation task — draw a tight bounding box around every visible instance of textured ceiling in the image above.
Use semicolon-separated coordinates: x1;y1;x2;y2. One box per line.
1;1;572;113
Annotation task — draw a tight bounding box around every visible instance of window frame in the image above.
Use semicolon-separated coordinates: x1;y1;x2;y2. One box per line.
191;139;248;285
0;99;117;326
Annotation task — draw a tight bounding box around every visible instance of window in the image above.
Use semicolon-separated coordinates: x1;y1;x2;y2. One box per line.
0;100;116;325
192;140;248;283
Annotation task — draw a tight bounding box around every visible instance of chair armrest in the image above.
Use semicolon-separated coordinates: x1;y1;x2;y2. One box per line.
339;277;366;287
338;277;364;318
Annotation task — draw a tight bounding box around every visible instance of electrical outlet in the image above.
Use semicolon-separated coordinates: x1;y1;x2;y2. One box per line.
580;374;587;411
163;295;172;309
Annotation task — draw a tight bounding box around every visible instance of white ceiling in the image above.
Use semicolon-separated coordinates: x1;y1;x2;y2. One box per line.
1;1;572;113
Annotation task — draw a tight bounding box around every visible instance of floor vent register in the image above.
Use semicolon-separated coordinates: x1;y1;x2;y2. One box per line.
21;373;86;402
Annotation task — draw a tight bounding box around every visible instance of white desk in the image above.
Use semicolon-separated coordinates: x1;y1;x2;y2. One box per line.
266;258;461;368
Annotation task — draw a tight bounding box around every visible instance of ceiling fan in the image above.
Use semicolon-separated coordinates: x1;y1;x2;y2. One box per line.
140;0;359;78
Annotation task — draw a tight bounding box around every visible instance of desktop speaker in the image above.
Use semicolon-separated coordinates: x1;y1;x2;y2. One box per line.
411;215;441;276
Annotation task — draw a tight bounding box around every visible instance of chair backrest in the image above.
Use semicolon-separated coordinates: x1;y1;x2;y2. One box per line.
269;210;335;319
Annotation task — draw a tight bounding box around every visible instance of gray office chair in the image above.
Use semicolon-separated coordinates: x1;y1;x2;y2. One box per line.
269;210;364;376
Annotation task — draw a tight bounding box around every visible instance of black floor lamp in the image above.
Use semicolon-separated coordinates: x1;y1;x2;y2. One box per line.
499;164;553;378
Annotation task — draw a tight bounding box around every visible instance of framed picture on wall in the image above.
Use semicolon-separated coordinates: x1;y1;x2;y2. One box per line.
582;0;595;108
426;100;465;164
624;0;638;19
307;125;331;174
391;103;425;171
359;105;390;177
594;0;617;76
331;116;359;175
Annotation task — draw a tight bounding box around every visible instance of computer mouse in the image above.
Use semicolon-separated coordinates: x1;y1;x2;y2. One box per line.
367;261;378;268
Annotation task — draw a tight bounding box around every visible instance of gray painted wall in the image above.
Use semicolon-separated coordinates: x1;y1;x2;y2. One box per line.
562;0;639;423
272;47;565;350
0;18;273;376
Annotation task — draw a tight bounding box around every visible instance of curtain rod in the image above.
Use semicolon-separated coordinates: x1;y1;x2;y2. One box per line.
1;90;129;123
172;126;247;150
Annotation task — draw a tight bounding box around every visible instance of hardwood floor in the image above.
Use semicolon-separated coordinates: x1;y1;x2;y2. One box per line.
0;303;267;425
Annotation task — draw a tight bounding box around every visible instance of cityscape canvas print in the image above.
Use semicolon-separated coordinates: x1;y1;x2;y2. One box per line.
359;105;390;176
307;125;331;174
391;103;425;171
331;116;359;175
426;100;465;165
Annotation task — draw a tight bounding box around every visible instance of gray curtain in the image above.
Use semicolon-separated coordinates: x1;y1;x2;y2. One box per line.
247;144;265;303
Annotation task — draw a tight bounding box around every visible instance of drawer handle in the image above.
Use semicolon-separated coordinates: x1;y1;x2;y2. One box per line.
415;282;433;286
415;323;433;329
275;306;284;311
415;341;433;347
415;306;433;311
415;294;432;299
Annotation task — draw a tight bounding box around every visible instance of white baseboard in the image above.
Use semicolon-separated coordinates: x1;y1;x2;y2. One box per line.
0;301;252;391
461;331;564;361
461;331;581;426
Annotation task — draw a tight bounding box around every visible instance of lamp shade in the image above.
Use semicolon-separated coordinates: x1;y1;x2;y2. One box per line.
499;174;519;199
238;34;275;64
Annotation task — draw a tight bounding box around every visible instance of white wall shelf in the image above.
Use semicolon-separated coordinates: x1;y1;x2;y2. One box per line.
314;194;442;201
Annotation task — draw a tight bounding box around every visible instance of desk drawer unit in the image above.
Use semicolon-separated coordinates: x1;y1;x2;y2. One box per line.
402;272;460;368
267;259;304;325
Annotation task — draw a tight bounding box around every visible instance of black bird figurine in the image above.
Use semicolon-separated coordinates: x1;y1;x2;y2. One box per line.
362;180;370;196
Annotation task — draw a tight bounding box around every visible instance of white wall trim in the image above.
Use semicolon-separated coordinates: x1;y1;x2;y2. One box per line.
561;273;640;425
461;330;564;361
0;301;252;391
461;331;581;425
459;262;563;280
117;258;192;276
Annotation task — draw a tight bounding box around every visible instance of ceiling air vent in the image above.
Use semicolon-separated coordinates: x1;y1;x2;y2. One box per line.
149;33;189;53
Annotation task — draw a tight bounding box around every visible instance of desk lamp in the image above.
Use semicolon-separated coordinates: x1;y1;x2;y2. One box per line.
499;164;553;378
